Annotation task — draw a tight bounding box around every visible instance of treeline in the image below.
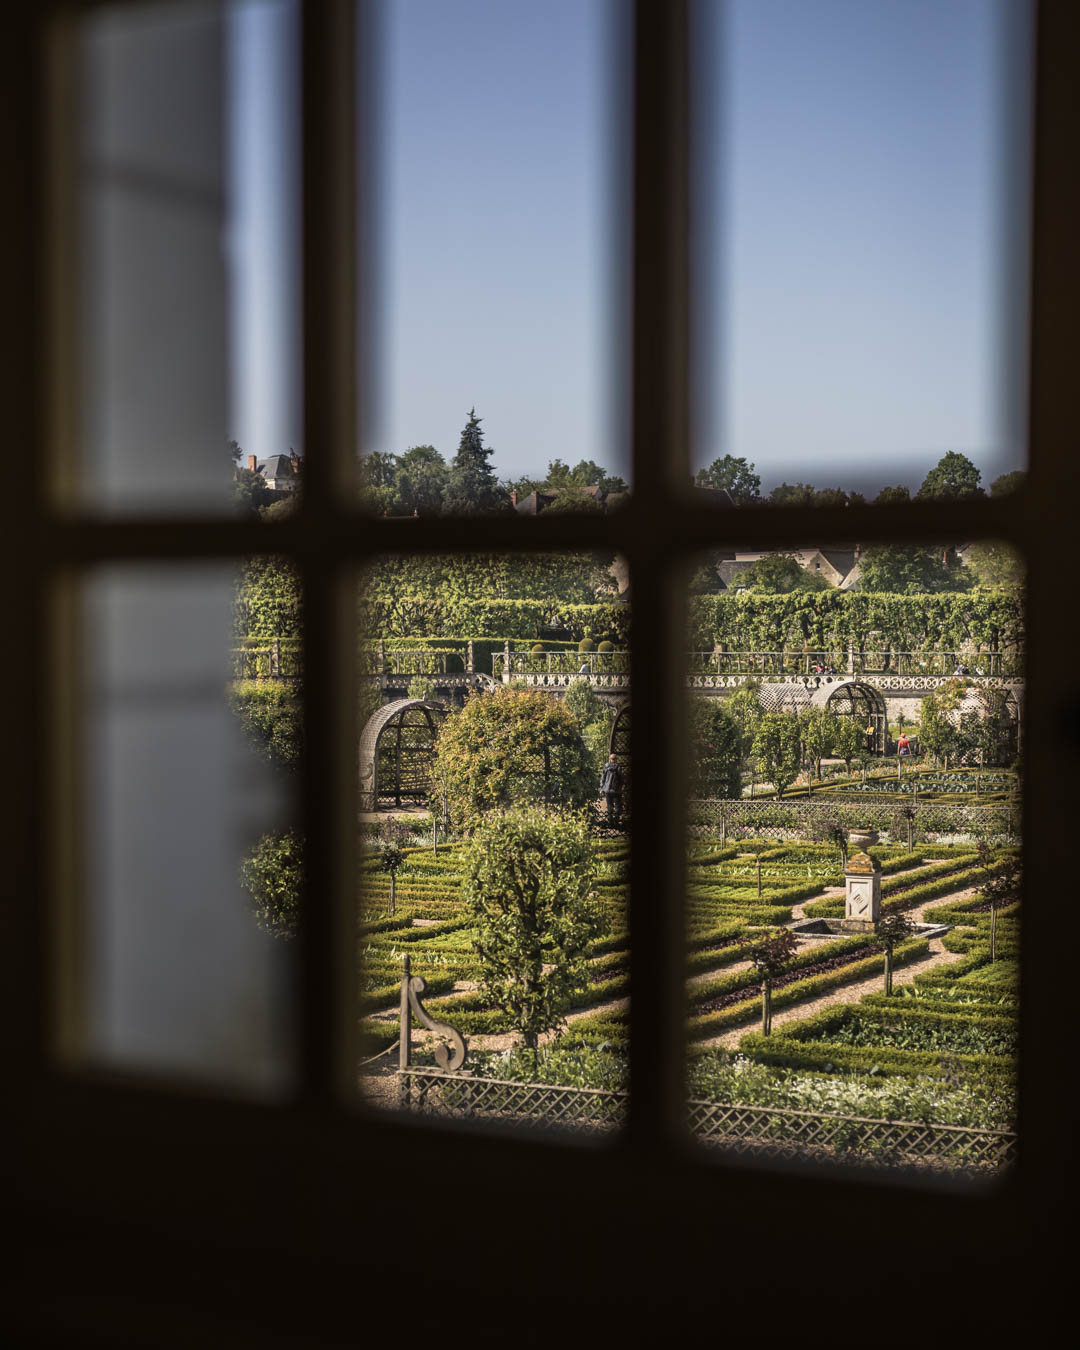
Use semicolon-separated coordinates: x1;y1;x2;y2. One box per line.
694;450;1024;508
358;408;628;517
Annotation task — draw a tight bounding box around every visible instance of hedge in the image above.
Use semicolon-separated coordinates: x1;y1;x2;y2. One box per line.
686;939;930;1041
737;1032;1015;1085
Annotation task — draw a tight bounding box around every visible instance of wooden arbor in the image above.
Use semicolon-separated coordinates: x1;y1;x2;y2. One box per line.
358;699;447;812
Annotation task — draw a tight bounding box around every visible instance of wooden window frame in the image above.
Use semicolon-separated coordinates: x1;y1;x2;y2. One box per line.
1;0;1075;1339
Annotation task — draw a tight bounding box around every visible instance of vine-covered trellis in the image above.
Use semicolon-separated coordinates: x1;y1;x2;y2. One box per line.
688;591;1024;660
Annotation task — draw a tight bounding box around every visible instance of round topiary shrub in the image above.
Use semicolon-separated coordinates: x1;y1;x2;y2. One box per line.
578;637;596;653
597;640;614;654
531;643;545;657
433;686;595;828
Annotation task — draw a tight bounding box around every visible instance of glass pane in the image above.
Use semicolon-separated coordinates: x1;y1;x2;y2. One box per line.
358;0;628;515
356;552;630;1137
684;539;1022;1182
692;0;1033;503
62;0;300;515
66;561;298;1093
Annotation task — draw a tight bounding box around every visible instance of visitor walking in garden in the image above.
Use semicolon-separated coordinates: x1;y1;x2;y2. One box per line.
600;753;624;826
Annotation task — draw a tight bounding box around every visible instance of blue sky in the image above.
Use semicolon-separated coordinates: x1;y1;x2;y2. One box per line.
226;0;1030;495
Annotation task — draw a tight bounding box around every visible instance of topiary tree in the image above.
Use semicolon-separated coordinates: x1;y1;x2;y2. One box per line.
376;818;411;915
748;929;799;1034
868;912;916;995
975;841;1020;963
434;686;595;829
464;807;599;1053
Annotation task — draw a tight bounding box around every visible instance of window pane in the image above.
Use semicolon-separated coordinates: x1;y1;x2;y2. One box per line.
358;0;629;515
692;0;1033;503
60;0;301;515
684;539;1022;1181
62;562;298;1093
356;553;630;1136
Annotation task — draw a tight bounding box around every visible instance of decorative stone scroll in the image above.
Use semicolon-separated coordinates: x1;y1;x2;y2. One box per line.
398;955;467;1073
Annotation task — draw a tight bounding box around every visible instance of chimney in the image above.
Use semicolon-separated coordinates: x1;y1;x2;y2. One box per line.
247;455;257;472
511;490;518;507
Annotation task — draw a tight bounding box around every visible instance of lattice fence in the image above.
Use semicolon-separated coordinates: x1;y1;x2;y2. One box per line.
398;1067;626;1134
397;1069;1015;1174
687;1099;1016;1174
688;797;1019;844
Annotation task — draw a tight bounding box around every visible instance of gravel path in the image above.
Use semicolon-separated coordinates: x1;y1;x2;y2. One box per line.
702;937;965;1049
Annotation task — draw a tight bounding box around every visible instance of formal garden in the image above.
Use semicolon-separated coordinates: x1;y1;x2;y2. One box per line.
229;543;1022;1178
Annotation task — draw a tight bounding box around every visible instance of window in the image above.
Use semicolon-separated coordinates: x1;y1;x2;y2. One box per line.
3;0;1073;1340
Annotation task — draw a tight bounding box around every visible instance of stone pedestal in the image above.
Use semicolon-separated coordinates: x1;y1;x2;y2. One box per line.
842;851;881;932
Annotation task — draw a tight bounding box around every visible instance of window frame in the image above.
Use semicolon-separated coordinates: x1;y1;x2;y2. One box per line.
2;0;1075;1338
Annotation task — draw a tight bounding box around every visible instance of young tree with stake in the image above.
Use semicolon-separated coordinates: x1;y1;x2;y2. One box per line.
868;912;916;995
748;929;799;1035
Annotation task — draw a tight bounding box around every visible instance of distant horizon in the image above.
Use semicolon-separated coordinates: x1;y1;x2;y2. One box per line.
239;433;1018;501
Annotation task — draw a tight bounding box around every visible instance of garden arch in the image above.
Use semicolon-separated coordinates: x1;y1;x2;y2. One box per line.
358;699;447;811
816;680;888;756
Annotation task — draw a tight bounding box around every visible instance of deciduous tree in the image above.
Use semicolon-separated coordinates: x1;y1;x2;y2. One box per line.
752;712;802;799
687;697;743;799
464;807;599;1052
916;451;983;501
694;454;761;504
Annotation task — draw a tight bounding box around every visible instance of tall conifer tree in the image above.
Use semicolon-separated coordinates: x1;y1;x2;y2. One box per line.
444;408;504;514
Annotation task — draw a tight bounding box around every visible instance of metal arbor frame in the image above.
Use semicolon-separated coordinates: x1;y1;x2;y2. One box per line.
2;0;1078;1342
357;698;446;811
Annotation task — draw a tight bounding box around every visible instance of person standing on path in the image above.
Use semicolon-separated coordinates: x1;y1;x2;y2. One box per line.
600;753;624;827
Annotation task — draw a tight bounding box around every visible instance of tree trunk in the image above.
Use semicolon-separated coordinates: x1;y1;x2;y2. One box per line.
389;872;396;917
884;948;893;996
990;903;997;963
761;981;772;1035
